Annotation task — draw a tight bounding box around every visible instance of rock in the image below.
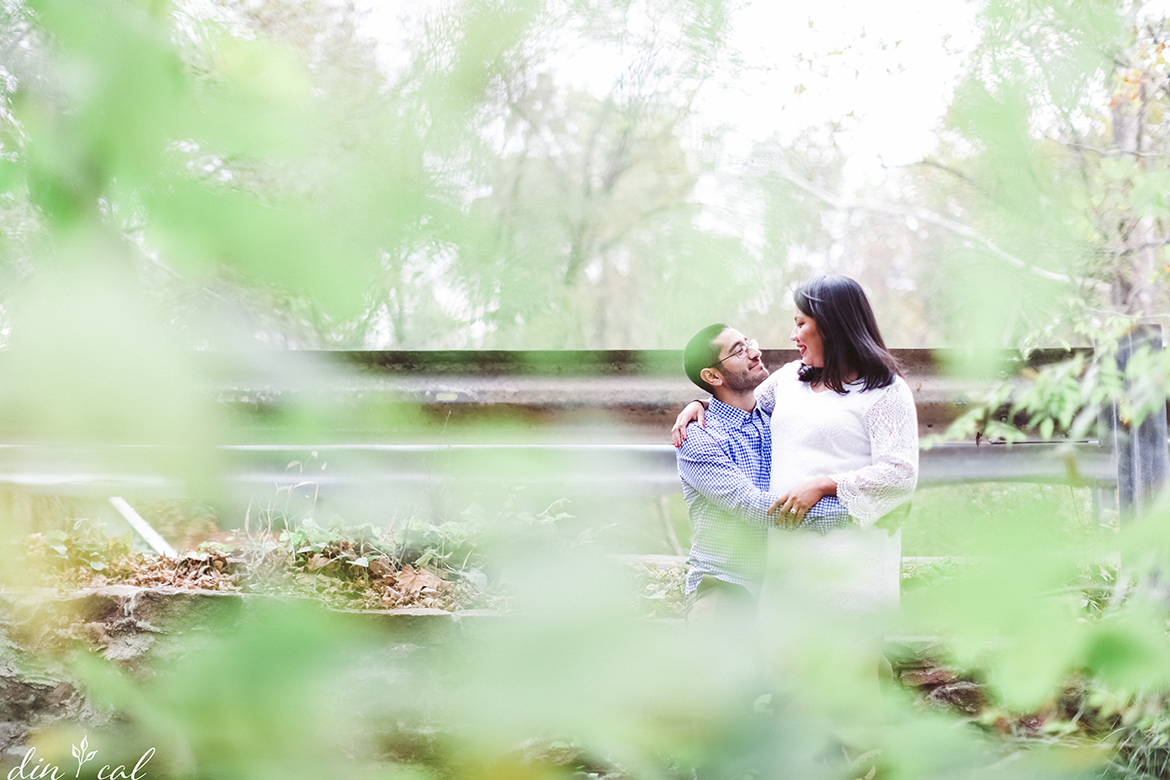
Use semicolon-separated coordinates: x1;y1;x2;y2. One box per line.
1016;714;1047;735
901;667;957;688
78;621;112;649
0;668;87;729
925;682;986;717
0;722;28;758
0;656;109;758
116;586;246;634
0;584;494;757
56;586;248;668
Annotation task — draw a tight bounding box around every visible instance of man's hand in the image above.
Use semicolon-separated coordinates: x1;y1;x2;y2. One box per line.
768;476;838;528
671;401;707;447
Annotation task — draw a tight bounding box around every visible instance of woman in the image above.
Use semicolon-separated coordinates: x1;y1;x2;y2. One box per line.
672;274;918;534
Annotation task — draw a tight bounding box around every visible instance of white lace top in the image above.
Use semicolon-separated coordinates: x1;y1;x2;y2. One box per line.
755;361;918;527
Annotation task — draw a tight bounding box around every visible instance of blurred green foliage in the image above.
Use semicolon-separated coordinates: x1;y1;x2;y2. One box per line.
0;478;1165;780
8;489;1170;779
4;0;1170;778
0;0;776;352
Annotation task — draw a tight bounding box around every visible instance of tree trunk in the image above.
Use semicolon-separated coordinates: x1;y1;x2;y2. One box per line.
1112;71;1158;317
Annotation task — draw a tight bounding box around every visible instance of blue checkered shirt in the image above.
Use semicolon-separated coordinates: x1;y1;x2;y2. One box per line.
677;399;851;597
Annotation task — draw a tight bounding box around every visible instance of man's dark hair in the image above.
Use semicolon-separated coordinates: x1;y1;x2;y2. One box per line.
794;275;901;394
684;323;728;394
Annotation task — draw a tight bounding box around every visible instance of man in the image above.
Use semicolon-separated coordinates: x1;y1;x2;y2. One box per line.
676;323;783;619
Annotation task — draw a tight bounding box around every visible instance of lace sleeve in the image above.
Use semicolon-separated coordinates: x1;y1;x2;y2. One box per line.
754;370;780;415
830;378;919;527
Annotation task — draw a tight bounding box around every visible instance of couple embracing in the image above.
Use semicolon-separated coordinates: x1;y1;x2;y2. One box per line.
673;275;919;624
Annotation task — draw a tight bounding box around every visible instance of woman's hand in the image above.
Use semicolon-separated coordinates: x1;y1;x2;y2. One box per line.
670;401;707;447
768;476;838;527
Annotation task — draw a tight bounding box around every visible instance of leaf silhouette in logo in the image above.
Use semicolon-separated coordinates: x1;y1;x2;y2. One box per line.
73;736;96;777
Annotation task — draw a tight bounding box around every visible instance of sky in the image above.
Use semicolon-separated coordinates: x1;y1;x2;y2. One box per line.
713;1;979;173
357;0;981;186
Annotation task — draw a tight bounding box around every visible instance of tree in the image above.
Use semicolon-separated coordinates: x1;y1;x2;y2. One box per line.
387;0;758;349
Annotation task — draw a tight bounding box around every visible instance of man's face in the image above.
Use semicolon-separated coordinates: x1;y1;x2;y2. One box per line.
710;328;768;391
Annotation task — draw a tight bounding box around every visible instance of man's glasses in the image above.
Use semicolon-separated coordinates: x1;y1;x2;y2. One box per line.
709;339;759;369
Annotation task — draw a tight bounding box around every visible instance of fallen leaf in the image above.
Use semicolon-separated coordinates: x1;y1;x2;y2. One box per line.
398;565;443;595
369;557;394;578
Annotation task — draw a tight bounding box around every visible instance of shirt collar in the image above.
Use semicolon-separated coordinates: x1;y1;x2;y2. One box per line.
707;398;763;427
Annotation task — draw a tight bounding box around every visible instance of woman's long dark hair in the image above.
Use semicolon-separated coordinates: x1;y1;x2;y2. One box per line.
794;275;901;393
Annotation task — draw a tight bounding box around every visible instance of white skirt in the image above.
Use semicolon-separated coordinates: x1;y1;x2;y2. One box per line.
758;526;902;707
762;526;901;618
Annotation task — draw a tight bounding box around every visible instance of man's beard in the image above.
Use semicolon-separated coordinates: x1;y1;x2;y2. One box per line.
721;364;766;392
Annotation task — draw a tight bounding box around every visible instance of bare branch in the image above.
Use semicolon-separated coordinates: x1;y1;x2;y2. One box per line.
1064;141;1167;159
1105;238;1170;255
775;166;1111;294
899;158;980;187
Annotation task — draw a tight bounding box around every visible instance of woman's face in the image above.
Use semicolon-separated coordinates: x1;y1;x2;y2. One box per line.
791;310;824;367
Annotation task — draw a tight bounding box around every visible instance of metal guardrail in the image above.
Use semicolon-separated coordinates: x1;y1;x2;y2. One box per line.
0;345;1145;553
0;440;1118;497
0;348;1135;527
